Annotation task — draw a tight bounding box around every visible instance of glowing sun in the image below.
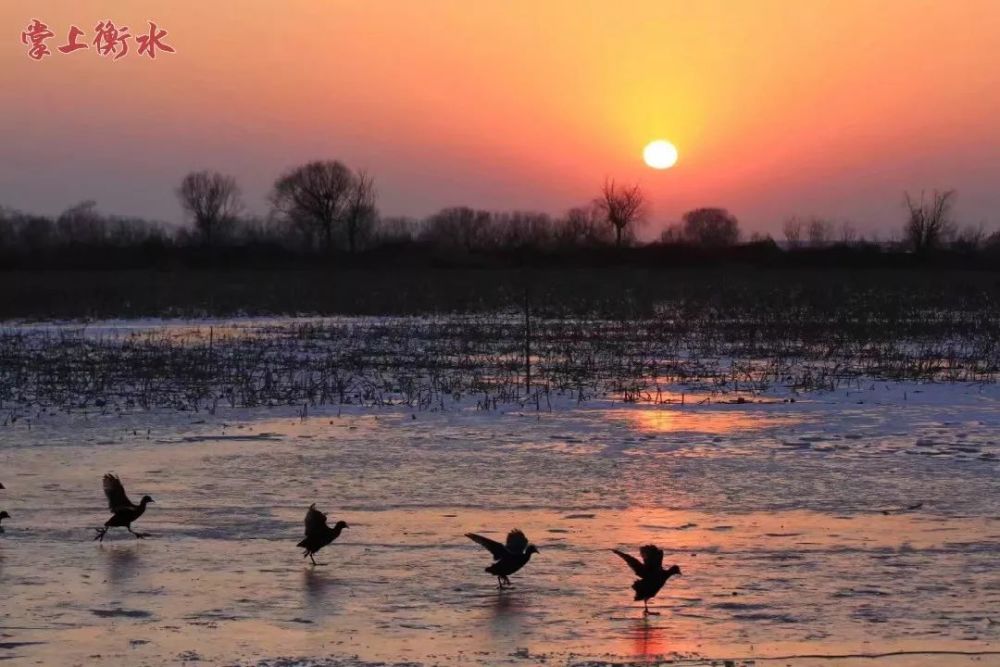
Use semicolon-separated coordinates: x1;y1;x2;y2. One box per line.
643;140;678;169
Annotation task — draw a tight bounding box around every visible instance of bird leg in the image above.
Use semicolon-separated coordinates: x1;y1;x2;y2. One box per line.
642;600;660;616
94;527;108;542
309;553;318;566
502;575;512;588
127;526;147;539
496;576;504;589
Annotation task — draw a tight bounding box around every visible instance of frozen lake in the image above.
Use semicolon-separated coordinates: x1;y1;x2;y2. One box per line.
1;381;998;666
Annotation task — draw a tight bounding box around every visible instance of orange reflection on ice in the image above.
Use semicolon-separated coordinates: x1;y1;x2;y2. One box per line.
627;619;670;661
605;406;800;435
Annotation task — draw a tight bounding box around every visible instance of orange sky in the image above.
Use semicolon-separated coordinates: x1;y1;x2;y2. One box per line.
2;1;999;236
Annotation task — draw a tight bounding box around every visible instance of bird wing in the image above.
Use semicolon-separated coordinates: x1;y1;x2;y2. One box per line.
613;549;647;577
640;544;664;571
303;504;329;538
103;473;134;512
465;532;509;560
505;529;529;554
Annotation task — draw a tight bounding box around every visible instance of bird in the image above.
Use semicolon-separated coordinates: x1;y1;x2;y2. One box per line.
93;473;154;542
297;504;348;566
613;544;681;615
465;529;539;589
0;482;5;533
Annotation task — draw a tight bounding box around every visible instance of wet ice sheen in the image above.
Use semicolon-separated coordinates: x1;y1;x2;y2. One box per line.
0;383;998;666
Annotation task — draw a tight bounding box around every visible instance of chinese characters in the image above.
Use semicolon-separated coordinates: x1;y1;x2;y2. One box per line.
20;19;175;61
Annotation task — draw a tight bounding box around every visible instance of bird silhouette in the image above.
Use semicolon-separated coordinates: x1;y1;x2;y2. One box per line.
613;545;681;615
0;510;9;534
94;474;154;542
297;504;348;566
466;529;539;589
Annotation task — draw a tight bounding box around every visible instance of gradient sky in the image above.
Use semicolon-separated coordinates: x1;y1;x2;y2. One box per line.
3;1;999;237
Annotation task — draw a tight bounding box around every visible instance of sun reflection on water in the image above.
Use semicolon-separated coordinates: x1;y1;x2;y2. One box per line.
627;619;669;661
607;407;800;435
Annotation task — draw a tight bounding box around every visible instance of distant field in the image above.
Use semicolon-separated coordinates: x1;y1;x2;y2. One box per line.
3;267;1000;320
3;266;1000;413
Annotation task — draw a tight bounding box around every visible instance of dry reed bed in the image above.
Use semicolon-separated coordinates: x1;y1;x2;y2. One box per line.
1;304;998;417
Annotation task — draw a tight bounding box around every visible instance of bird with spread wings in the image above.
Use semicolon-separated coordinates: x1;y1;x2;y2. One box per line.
612;544;681;615
465;528;540;589
94;473;154;542
297;503;348;566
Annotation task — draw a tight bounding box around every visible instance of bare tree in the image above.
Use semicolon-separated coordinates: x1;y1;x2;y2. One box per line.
343;170;377;253
271;161;354;253
490;211;544;249
419;207;494;252
596;178;646;247
951;222;985;253
57;200;105;245
681;207;740;247
176;171;242;245
838;221;858;245
782;217;804;248
807;217;834;247
375;216;421;244
659;223;684;244
553;205;613;248
904;190;956;253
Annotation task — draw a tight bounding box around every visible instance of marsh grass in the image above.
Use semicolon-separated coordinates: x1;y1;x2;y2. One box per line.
2;290;998;418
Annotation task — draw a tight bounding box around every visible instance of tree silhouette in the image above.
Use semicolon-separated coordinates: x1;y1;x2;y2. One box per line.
57;200;105;244
904;190;956;254
682;207;740;247
420;207;494;252
176;171;242;246
343;170;376;253
271;161;355;253
782;217;804;248
807;217;834;248
596;179;645;247
556;205;613;248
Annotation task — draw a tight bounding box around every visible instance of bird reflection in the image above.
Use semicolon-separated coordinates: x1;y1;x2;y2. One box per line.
629;618;667;662
302;567;338;616
492;591;516;614
104;545;141;587
488;590;527;639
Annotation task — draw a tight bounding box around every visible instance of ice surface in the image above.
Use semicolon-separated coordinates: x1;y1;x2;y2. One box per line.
0;376;998;665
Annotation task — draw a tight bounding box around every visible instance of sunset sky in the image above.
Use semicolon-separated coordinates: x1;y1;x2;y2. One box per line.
3;1;999;237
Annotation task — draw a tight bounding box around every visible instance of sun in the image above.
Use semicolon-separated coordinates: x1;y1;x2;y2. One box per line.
643;140;678;170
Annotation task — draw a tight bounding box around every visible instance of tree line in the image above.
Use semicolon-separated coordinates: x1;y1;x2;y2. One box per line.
1;160;997;268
